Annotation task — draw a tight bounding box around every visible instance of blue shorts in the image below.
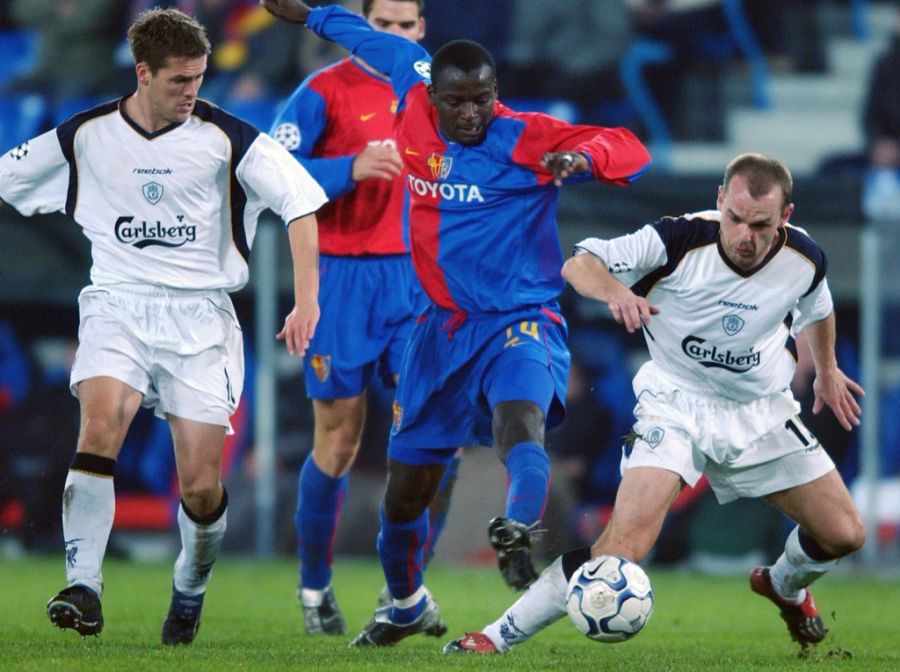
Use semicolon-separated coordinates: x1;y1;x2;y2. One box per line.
303;254;426;399
388;303;570;465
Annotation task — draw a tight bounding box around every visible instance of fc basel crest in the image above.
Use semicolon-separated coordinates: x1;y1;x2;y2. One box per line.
310;354;331;382
392;400;403;432
142;181;164;205
427;153;452;179
722;314;745;336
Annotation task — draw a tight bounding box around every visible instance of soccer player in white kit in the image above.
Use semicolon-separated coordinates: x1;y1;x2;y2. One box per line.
444;153;865;654
0;9;327;644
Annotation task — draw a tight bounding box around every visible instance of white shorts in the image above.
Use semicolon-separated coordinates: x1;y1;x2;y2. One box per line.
70;284;244;431
621;361;835;503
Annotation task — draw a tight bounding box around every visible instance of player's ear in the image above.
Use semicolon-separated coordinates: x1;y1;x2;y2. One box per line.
782;202;794;225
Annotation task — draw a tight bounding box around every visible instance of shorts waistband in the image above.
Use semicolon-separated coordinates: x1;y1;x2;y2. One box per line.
86;283;227;300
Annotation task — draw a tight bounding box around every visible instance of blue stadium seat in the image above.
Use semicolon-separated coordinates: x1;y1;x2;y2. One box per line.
225;97;279;133
0;94;49;152
52;96;116;126
0;30;39;88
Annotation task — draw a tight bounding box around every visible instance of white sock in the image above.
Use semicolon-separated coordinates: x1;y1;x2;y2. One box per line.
770;526;838;602
483;555;568;652
173;501;227;596
62;470;115;597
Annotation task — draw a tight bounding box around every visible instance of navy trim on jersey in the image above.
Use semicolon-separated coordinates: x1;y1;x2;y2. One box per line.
783;225;828;297
56;98;120;217
631;215;719;297
785;334;798;362
193;100;261;263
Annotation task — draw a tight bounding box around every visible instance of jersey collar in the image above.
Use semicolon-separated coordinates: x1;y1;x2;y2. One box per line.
118;96;186;140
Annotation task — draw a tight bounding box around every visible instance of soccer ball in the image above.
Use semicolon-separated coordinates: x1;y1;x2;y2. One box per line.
565;555;654;643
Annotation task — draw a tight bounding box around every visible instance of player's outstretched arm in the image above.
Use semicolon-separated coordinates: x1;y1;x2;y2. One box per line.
278;213;320;357
562;253;659;334
260;0;312;24
803;312;864;430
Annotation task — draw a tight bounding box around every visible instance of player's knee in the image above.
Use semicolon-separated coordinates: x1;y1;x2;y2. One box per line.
383;495;428;524
77;416;126;457
825;516;866;558
492;401;545;458
179;476;221;516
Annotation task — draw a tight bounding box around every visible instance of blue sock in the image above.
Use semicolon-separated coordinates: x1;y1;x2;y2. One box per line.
423;451;461;565
295;456;348;590
504;442;550;525
377;507;428;624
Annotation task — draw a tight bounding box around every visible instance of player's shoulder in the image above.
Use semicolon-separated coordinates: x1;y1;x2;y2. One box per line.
650;210;720;248
782;222;825;263
193;99;260;137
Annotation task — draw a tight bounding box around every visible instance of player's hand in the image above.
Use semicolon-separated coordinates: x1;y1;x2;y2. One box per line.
607;285;660;334
277;299;320;357
812;368;864;431
352;144;403;182
260;0;312;24
541;151;589;186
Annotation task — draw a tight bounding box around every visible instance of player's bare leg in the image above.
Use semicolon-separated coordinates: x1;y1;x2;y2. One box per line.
297;395;367;635
350;460;448;646
490;401;550;590
752;469;865;647
47;377;141;637
162;416;227;645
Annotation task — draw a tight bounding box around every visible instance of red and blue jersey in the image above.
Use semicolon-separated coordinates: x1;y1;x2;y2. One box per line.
270;57;408;255
306;6;651;313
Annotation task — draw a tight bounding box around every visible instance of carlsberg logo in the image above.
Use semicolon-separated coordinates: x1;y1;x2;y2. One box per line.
115;216;197;249
407;175;484;203
681;335;761;373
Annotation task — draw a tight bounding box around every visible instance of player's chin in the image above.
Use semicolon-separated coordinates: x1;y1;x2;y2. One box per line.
454;126;485;145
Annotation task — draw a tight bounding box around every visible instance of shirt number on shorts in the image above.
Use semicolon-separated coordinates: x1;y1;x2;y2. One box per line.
504;321;540;348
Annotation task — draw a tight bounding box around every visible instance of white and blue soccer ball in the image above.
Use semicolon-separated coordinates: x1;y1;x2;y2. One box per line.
565;555;654;643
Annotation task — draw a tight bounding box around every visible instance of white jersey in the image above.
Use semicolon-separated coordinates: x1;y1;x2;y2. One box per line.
0;97;328;292
575;210;833;402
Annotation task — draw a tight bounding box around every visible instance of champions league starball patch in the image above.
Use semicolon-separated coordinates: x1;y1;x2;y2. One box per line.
8;141;29;160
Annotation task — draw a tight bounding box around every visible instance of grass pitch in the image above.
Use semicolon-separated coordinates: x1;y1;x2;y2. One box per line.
1;555;897;671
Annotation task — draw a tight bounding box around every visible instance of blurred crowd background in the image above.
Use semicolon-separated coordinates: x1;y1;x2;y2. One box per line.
1;0;899;571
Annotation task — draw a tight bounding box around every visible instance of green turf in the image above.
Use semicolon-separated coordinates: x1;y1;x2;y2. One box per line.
1;555;897;671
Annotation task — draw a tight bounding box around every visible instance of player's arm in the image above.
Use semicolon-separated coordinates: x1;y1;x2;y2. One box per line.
513;115;652;187
801;313;864;431
562;252;658;334
278;213;320;357
264;2;428;99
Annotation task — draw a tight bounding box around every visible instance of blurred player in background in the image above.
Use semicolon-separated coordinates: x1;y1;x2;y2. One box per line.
0;8;326;645
445;153;865;654
270;0;461;637
263;0;651;647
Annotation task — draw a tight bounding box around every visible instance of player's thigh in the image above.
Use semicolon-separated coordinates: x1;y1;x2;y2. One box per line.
311;394;368;452
75;376;144;457
766;468;864;551
594;466;683;561
168;414;226;492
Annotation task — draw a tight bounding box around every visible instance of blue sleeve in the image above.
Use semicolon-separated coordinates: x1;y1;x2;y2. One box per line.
306;5;430;104
270;79;355;199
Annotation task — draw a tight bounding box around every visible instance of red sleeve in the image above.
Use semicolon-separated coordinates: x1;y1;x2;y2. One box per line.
507;105;651;186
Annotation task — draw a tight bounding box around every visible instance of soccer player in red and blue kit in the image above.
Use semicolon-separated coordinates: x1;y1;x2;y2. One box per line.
263;0;652;647
270;0;460;637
